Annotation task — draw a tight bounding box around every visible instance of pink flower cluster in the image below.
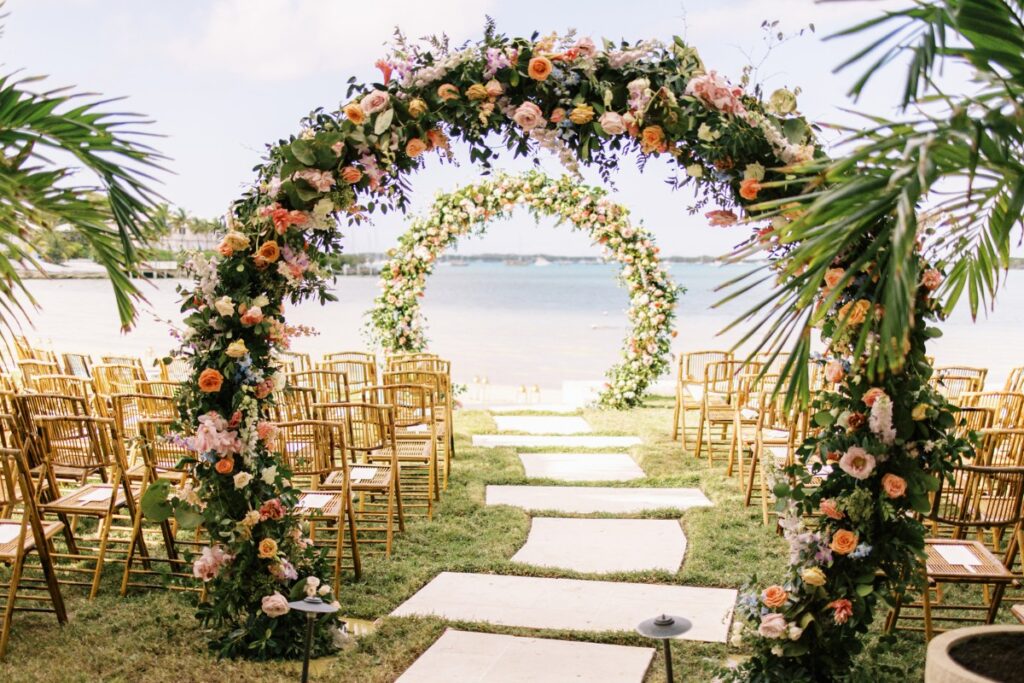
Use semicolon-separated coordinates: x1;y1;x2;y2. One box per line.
685;70;745;114
193;411;241;457
192;544;233;581
292;168;336;193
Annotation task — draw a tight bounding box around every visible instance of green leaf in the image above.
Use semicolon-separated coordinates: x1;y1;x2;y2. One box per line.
856;583;874;597
813;411;836;427
290;139;315;165
374;108;394;136
174;505;204;530
140;479;173;522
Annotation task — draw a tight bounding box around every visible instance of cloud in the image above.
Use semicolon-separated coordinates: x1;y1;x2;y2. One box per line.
170;0;494;81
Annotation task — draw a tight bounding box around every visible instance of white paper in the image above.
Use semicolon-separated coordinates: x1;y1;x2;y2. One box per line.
79;487;113;503
297;493;334;510
0;524;21;544
936;544;981;567
405;424;428;434
350;466;377;481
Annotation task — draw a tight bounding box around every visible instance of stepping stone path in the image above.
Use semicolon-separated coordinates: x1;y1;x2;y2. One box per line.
512;518;686;573
492;416;592;434
395;409;735;680
396;629;654;683
518;452;644;481
392;572;736;643
487;404;578;414
473;435;642;448
486;485;712;514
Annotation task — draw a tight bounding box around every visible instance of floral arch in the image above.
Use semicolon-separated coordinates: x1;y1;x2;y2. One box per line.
368;171;678;409
152;24;968;682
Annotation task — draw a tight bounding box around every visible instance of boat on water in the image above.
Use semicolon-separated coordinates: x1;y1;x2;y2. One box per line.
534;256;552;267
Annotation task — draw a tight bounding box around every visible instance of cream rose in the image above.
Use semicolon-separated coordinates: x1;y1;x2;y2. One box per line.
261;592;290;618
360;89;390;114
214;296;235;317
598;111;626;135
225;339;248;358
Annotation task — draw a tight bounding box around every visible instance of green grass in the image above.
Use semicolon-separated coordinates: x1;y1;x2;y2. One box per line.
0;396;1010;681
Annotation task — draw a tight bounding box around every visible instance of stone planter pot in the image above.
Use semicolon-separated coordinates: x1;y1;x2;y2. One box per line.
925;625;1024;683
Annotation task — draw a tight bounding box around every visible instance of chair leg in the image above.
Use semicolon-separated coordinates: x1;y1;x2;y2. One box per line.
0;552;26;659
922;577;934;642
346;498;361;580
89;512;115;600
671;394;681;441
885;592;903;633
694;408;706;459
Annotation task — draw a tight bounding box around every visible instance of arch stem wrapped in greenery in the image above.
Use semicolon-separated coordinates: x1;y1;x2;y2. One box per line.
368;171;678;408
141;21;964;678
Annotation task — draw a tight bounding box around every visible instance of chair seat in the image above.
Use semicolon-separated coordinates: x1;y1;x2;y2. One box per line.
704;408;736;421
295;490;344;516
739;408;759;420
125;462;178;480
925;539;1013;582
759;428;791;442
41;483;136;515
31;462;104;482
324;465;391;491
0;519;64;560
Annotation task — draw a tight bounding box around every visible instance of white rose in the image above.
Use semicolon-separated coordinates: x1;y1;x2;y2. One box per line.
214;296;235;317
261;465;278;485
233;472;253;489
252;294;270;308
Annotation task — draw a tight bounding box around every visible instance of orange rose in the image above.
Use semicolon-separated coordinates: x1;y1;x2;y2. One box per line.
882;473;907;499
343;102;366;125
406;138;427;158
830;529;858;555
258;538;278;559
819;498;845;520
256;241;280;265
437;84;460;101
527;56;553;81
761;585;789;609
426;128;448;151
640;125;666;154
198;368;224;393
549;107;566;123
340;166;362;184
214;456;234;475
823;268;845;291
740;178;762;200
839;299;871;325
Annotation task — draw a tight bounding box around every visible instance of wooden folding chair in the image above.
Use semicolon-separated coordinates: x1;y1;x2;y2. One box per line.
695;360;757;466
288;370;351;404
99;356;148;382
91;363;140;398
273;385;317;422
317;358;377;399
960;392;1024;429
61;353;93;379
744;390;802;525
671;351;732;449
383;370;451;491
1004;366;1024;394
157;357;191;383
370;383;438;519
16;360;61;386
887;464;1024;641
387;358;455;468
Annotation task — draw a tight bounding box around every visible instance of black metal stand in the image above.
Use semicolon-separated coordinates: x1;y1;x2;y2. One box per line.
663;639;674;682
301;612;315;683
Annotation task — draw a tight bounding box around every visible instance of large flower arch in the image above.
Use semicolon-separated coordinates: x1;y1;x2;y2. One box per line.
368;171;678;408
152;24;968;681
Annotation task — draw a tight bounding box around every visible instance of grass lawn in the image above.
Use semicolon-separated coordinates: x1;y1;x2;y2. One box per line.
0;396;1004;681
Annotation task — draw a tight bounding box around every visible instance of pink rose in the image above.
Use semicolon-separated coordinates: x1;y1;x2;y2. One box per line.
819;498;845;520
292;169;335;193
824;360;845;384
758;612;788;639
360;89;390;115
922;269;943;291
598;111;626;135
512;102;545;130
573;37;597;57
862;387;887;408
192;545;232;582
839;446;876;480
685;71;746;114
261;591;290;618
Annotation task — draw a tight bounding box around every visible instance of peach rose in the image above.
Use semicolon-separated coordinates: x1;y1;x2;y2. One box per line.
705;209;738;227
846;412;866;431
830;529;858;555
824;267;845;291
862;387;887;408
484;79;504;98
437;83;460;101
512;102;545;131
406;138;427;158
839;299;871;325
240;306;264;327
740;178;762;200
198;368;224;393
762;585;789;608
341;166;362;184
426;129;448;151
255;241;280;265
343;102;366;125
214;456;234;475
527;56;553;81
640;125;666;154
922;269;943;291
819;498;845;520
569;104;595;125
598;111;626;135
549;107;565;123
882;473;907;498
824;359;845;384
258;537;278;559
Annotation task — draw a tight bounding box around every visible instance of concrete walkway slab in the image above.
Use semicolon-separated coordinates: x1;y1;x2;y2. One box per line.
392;572;736;643
396;629;654;683
512;518;686;573
486;404;579;414
486;485;712;514
518;453;645;482
493;416;592;435
473;435;641;449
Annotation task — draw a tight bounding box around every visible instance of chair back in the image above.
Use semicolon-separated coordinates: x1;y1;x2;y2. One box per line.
137;380;181;398
317;358;377;395
678;350;732;384
931;373;985;403
961;392;1024;429
158;357;191;382
276;351;312;374
930;464;1024;534
92;363;140;396
1005;366;1024;394
274;385;317;421
17;359;61;384
29;374;94;400
34;415;115;473
138;418;193;474
288;370;350;404
100;356;147;381
62;352;93;378
975;429;1024;467
272;420;330;480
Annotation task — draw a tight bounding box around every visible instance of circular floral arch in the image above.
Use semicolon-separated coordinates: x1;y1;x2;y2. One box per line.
368;171;678;408
154;25;967;682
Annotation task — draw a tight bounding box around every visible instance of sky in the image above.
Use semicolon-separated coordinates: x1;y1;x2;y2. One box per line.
3;0;970;257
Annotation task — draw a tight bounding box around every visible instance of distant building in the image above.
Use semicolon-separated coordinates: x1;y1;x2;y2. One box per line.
154;225;220;252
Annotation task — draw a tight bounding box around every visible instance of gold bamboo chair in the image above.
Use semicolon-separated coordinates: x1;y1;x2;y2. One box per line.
276;350;313;375
136;380;181;398
936;366;989;388
931;373;986;404
273;385;317;422
16;360;61;386
323;351;377;364
109;393;177;478
671;350;732;449
386;358;455;467
317;358;377;399
695;360;758;466
91;363;140;398
120;418;204;596
953;405;994;441
61;353;93;379
16;393;101;485
99;356;148;382
1004;366;1024;394
30;415;140;599
744;390;803;525
383;369;451;491
157;357;191;383
960;392;1024;429
315;403;403;558
887;464;1024;641
288;370;350;405
0;442;68;658
272;420;360;584
28;374;95;402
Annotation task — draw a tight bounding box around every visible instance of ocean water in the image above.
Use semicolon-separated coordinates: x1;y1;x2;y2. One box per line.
18;262;1024;389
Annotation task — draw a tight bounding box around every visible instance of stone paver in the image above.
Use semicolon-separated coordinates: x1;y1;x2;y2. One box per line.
518;453;644;482
512;518;686;573
493;416;592;435
486;485;712;514
486;404;578;414
473;435;641;449
396;629;654;683
392;572;736;643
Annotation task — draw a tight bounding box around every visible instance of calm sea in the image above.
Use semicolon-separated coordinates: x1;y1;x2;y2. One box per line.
19;262;1024;389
